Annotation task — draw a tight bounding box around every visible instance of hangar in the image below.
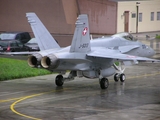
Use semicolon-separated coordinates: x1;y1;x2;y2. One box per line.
0;0;159;46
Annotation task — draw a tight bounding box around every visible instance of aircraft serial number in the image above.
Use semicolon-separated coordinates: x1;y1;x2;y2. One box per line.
79;43;89;48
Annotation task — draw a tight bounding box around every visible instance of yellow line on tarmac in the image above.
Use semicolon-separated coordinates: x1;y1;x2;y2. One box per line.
10;93;44;120
10;88;68;120
8;72;160;120
127;72;160;79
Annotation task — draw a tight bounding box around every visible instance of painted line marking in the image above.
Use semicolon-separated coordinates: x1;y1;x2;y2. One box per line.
10;93;45;120
10;88;69;120
127;72;160;79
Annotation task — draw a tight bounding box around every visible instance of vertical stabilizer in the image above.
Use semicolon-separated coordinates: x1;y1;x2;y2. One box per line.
70;14;91;53
26;13;60;51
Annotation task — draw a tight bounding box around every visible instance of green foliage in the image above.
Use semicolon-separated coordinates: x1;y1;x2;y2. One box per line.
114;62;119;66
0;58;51;81
156;35;160;39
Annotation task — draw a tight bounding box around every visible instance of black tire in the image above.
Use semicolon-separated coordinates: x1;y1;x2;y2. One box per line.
114;73;119;82
120;73;125;82
100;78;109;89
55;75;64;86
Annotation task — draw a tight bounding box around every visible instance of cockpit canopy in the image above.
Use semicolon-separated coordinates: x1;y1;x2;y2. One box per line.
112;32;137;41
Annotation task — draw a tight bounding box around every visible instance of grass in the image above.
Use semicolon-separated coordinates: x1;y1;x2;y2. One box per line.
0;57;51;81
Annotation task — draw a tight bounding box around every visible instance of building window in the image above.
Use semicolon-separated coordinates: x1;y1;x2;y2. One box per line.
157;12;160;20
139;13;142;22
151;12;154;21
132;13;136;18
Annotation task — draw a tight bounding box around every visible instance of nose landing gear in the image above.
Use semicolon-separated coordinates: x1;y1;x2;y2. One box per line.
114;73;126;82
113;62;126;83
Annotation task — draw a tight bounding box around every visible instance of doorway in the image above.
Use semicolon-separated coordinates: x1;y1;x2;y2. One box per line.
124;11;129;32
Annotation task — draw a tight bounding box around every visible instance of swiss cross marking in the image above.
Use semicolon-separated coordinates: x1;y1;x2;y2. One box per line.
82;27;88;36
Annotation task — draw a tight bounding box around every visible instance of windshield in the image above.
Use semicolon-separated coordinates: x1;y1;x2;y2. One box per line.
0;33;16;40
27;38;37;44
112;32;137;41
0;41;8;47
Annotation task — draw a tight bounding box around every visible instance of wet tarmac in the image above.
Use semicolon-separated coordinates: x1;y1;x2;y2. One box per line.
0;62;160;120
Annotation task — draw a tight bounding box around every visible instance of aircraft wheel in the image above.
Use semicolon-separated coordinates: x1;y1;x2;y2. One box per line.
120;73;125;82
100;78;109;89
114;73;119;82
55;75;64;86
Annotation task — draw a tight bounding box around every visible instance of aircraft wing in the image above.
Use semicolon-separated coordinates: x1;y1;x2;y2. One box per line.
87;48;160;62
0;51;38;55
0;48;63;56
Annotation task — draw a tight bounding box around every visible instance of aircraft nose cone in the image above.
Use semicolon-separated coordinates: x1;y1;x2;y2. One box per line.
149;47;155;56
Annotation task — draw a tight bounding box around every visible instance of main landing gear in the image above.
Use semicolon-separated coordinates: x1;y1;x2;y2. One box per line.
55;75;64;86
55;71;76;87
99;78;109;89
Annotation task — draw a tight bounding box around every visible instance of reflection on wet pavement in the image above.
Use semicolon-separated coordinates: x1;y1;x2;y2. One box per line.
0;62;160;120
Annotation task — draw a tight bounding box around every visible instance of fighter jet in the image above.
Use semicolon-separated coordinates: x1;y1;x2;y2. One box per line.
26;13;159;89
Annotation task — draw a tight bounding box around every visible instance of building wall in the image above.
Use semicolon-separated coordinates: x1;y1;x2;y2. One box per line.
77;0;117;34
0;0;118;35
117;0;160;33
0;0;78;46
0;0;78;34
0;0;117;46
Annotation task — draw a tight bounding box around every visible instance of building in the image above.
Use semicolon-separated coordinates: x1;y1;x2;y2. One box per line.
0;0;159;46
115;0;160;33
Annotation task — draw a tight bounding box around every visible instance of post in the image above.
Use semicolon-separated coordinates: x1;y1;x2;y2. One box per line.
136;2;140;34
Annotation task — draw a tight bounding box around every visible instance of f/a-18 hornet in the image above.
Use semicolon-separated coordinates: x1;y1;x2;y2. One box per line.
26;13;159;89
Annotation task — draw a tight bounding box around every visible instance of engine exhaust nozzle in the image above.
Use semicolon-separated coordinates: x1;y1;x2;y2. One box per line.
28;53;42;67
41;54;59;69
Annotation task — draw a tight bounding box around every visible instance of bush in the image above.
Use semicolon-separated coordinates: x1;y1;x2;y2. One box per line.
156;35;160;39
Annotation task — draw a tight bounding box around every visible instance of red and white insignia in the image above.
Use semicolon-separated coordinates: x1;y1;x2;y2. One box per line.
127;55;137;58
82;27;88;36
